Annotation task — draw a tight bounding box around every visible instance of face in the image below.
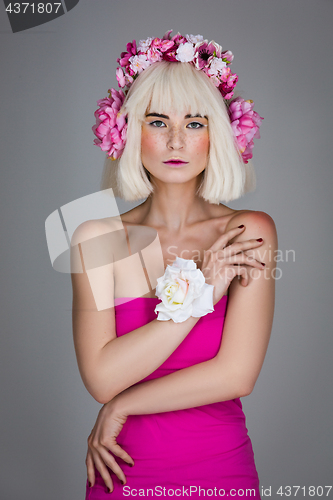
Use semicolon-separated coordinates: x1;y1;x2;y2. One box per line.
141;110;209;186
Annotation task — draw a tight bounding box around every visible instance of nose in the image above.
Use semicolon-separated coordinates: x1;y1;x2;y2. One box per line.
166;125;185;150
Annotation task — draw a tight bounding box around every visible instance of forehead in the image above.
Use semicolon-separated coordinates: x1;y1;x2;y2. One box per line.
146;80;210;118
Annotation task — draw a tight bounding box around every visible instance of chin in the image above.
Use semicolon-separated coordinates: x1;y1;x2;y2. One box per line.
148;166;204;182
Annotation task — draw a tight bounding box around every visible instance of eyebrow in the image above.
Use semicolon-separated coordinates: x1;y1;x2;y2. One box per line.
145;113;207;119
146;113;169;119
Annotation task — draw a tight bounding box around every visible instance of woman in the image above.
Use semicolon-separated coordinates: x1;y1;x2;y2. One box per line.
71;32;277;499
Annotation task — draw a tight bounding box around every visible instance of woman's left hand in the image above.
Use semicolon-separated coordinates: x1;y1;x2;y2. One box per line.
86;397;134;492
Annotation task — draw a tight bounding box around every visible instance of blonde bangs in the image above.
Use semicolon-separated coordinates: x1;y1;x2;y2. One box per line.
146;63;214;117
122;61;223;120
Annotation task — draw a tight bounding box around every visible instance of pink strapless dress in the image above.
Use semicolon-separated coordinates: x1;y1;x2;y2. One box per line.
86;296;261;499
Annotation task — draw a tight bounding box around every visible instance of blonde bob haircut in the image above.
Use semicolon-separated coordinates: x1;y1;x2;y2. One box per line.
101;61;255;204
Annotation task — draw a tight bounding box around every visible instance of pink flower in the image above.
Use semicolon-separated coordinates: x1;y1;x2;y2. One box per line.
151;37;174;52
219;81;238;99
193;40;211;69
141;34;176;61
92;89;127;159
116;67;126;88
162;29;173;40
162;48;178;62
228;97;263;163
151;32;186;62
222;50;234;64
218;67;238;99
171;33;187;45
147;47;163;63
194;40;222;69
117;40;137;68
210;40;223;58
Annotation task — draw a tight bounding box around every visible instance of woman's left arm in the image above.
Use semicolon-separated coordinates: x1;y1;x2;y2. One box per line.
86;211;278;489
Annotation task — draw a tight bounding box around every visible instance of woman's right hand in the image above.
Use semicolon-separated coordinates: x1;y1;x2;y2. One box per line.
86;397;134;492
202;225;265;305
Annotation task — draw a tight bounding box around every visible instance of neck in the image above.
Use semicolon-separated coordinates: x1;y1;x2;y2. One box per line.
140;174;211;232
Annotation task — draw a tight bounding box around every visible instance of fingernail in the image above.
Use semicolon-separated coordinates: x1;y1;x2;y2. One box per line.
108;487;113;493
261;262;265;266
120;480;125;485
238;224;244;228
89;482;92;488
129;462;134;467
256;238;263;242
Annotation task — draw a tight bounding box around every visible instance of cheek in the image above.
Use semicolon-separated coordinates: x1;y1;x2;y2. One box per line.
141;130;162;158
192;134;210;157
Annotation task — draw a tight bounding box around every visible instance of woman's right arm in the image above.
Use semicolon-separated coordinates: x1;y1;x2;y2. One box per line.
71;219;200;404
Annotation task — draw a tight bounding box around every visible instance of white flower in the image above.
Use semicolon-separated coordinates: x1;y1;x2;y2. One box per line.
154;257;214;323
176;42;196;63
208;57;227;76
186;34;204;44
129;54;150;74
137;37;153;53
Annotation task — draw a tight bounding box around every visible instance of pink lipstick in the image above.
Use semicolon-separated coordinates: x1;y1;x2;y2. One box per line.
163;159;188;167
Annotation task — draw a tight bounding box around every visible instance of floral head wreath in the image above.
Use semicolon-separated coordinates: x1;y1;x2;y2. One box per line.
92;30;263;163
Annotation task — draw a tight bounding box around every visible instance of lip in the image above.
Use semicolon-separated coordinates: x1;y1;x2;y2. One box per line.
163;159;189;166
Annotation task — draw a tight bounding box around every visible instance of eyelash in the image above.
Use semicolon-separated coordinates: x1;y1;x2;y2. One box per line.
187;122;204;129
149;120;166;128
148;120;205;129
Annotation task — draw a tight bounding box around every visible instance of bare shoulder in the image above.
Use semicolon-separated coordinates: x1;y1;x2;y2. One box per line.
223;209;278;271
226;209;277;243
70;216;123;246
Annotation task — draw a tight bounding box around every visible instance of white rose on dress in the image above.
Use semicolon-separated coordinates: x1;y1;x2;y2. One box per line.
154;257;214;323
175;42;196;63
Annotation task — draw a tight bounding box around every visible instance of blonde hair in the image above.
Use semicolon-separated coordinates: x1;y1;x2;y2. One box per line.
101;61;255;204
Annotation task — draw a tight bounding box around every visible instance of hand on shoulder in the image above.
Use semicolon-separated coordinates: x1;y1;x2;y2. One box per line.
225;210;278;268
201;210;277;305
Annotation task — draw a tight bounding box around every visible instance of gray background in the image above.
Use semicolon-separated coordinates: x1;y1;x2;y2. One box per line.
1;1;332;499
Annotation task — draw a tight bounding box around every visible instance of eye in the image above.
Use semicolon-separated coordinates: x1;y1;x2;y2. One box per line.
149;120;166;128
187;121;204;129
